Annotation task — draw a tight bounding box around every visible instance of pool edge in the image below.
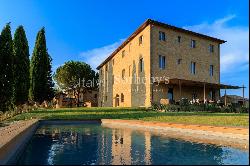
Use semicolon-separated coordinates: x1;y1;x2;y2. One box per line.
0;120;39;165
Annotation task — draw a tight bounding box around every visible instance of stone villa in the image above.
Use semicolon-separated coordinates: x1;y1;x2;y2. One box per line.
97;19;240;107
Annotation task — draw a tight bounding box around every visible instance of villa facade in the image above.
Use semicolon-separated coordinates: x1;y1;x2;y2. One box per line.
97;19;239;107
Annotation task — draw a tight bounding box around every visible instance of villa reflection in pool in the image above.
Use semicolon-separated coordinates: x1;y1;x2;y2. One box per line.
15;123;248;165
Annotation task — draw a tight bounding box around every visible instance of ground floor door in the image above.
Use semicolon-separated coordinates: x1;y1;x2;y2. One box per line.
167;88;174;101
115;94;120;107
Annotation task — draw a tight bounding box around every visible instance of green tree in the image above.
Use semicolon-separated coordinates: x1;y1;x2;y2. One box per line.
29;27;54;103
0;23;14;112
45;53;55;101
13;25;30;105
53;61;98;106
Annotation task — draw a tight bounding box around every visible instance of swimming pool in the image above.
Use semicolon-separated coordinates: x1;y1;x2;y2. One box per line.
14;122;248;165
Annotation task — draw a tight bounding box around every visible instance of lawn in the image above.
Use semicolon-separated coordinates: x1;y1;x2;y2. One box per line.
6;107;249;127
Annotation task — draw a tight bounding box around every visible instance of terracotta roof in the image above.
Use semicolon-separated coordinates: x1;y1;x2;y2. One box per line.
96;19;226;70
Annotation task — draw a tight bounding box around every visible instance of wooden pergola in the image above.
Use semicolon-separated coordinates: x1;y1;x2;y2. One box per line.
157;78;244;105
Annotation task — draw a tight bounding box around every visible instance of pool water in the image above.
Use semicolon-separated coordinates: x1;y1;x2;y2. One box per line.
15;123;248;165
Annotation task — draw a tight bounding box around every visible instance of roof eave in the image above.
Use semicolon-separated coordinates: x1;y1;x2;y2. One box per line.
96;19;227;70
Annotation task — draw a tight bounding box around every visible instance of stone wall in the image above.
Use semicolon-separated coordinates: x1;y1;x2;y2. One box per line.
98;22;223;107
99;25;152;107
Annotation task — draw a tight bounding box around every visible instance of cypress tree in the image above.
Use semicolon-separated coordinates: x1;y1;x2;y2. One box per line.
13;26;30;105
45;53;55;101
0;23;14;112
29;27;54;103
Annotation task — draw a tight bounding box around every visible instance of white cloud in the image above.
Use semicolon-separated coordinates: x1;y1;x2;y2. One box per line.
79;39;125;70
183;15;249;73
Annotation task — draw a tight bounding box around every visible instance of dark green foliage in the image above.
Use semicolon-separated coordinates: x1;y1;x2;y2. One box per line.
53;61;98;91
179;98;189;106
150;102;248;113
45;54;55;101
220;105;249;113
151;102;160;112
204;103;220;112
29;27;54;103
162;104;180;112
13;26;30;104
53;61;98;107
150;99;249;113
0;23;14;112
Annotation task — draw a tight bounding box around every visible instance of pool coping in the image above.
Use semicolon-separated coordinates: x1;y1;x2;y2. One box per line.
0;119;248;164
0;119;39;164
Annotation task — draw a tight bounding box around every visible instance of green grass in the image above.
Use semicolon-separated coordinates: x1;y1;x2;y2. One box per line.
5;107;249;127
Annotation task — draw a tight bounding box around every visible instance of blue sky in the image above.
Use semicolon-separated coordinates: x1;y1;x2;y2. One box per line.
0;0;249;97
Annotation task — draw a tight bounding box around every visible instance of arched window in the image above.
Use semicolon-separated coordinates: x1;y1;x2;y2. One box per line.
139;57;144;72
121;93;124;103
115;94;119;107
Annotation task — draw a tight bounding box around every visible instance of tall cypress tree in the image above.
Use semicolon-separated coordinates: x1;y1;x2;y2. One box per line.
46;53;55;101
13;26;30;105
0;23;14;112
29;27;54;103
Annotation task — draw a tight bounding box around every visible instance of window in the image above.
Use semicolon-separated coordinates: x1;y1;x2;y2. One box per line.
112;59;115;65
139;58;144;72
159;55;166;69
105;95;107;101
122;50;125;58
177;58;182;65
210;65;214;76
105;79;107;88
105;64;108;71
159;31;166;41
191;40;196;48
167;88;174;101
129;43;132;52
94;94;97;98
209;44;214;53
121;93;124;102
122;69;125;79
139;35;143;45
178;36;181;43
112;75;114;84
129;65;131;77
191;62;196;74
100;69;103;75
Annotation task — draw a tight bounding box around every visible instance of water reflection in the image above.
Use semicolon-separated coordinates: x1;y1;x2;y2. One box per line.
16;123;248;165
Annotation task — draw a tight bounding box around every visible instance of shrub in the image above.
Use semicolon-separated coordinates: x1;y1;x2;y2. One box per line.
239;106;249;113
204;103;221;112
151;102;160;112
220;106;232;113
149;102;249;113
180;98;189;106
161;104;180;112
188;104;204;112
